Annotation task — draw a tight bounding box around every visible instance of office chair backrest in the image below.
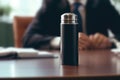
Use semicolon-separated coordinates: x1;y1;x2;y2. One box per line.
13;16;33;48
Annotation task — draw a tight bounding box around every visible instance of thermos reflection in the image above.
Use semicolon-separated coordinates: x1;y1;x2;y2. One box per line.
61;13;79;66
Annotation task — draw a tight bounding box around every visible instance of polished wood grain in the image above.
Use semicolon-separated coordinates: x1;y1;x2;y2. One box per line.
0;50;120;80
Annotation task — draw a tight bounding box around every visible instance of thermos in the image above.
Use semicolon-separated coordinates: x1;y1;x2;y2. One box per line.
61;13;79;66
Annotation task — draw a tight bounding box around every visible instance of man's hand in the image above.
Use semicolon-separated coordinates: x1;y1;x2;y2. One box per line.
89;33;112;49
78;33;91;50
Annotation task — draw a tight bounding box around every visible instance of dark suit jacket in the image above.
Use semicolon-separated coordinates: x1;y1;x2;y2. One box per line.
23;0;120;49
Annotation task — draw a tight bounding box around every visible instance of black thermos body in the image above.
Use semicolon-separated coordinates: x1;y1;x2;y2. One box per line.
61;13;79;66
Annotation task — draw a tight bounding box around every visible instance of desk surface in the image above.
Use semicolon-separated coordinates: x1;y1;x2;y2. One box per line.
0;50;120;79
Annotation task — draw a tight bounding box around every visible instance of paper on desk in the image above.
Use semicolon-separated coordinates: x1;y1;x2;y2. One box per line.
110;40;120;54
0;47;59;58
111;48;120;53
110;39;120;55
111;49;120;57
111;40;120;54
108;29;120;54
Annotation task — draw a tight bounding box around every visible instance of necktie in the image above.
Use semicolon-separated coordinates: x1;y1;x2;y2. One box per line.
72;2;82;32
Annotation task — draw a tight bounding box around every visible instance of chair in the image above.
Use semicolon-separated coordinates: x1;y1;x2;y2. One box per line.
13;16;33;48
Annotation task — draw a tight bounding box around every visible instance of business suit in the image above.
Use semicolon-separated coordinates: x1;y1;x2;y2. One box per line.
23;0;120;49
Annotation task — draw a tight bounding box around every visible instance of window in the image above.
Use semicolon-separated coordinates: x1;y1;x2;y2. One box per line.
10;0;42;16
0;0;43;21
0;0;119;22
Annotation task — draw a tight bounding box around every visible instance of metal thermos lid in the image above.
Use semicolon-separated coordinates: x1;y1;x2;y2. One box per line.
61;13;78;24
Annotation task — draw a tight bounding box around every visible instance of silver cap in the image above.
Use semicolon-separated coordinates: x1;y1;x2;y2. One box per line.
61;13;78;24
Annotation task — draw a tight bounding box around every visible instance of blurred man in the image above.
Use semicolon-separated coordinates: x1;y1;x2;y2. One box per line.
23;0;120;50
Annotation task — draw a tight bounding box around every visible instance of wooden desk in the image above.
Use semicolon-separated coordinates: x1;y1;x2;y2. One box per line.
0;50;120;80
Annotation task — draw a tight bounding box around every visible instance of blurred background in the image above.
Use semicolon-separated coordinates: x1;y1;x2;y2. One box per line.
0;0;42;47
0;0;42;21
0;0;119;47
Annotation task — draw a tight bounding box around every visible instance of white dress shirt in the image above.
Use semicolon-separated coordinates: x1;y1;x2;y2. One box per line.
68;0;87;34
68;0;87;5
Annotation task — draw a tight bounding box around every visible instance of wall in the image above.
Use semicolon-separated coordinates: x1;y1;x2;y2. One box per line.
0;22;14;47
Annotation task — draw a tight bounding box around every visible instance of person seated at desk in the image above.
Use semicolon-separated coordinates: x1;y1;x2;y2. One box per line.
22;0;120;50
